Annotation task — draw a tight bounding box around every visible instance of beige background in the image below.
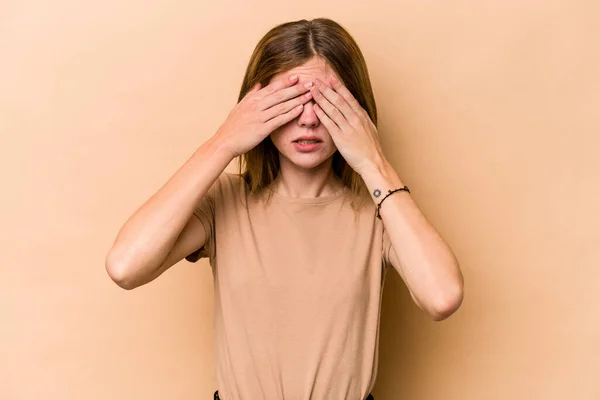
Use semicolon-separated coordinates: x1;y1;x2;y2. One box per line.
2;1;599;399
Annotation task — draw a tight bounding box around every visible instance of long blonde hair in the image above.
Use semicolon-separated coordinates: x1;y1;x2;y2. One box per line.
236;18;378;216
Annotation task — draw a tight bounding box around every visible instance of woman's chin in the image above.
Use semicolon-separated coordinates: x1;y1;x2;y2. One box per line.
287;155;334;170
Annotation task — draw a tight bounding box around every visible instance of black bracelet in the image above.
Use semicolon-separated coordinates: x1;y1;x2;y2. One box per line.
376;186;410;219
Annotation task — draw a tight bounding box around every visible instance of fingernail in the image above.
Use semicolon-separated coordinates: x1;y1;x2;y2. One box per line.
290;75;298;81
304;82;313;88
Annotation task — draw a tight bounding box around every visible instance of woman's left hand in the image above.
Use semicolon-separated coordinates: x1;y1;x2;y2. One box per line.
310;76;386;174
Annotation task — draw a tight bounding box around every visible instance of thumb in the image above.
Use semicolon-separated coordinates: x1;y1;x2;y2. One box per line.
242;82;262;102
251;82;261;92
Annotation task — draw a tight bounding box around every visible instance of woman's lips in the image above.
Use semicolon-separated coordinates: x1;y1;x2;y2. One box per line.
293;141;322;152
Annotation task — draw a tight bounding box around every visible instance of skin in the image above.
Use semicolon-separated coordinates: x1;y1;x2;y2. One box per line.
268;56;346;198
105;54;464;318
270;57;464;320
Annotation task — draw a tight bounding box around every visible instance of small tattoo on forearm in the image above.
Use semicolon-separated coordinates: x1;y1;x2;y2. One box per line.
373;189;382;198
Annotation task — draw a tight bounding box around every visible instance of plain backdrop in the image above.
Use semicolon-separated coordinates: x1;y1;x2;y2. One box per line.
1;1;599;399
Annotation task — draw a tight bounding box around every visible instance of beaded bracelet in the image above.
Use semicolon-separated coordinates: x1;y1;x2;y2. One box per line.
375;186;411;219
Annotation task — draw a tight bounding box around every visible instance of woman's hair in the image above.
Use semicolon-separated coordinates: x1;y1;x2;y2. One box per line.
236;18;378;216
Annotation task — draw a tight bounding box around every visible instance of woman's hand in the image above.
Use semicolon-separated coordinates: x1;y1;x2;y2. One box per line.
309;76;386;174
214;75;314;158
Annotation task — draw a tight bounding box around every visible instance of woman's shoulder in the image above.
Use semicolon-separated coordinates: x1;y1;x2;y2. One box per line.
212;171;250;202
214;171;242;191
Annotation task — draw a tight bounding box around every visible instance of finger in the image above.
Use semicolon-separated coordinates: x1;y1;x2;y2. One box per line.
328;77;366;118
261;78;313;110
256;73;299;101
313;103;343;139
241;82;262;102
313;78;355;127
264;103;305;132
311;81;352;132
251;82;261;92
262;87;313;121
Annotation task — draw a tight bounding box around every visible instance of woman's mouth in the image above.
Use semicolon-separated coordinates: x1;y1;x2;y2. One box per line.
293;139;322;152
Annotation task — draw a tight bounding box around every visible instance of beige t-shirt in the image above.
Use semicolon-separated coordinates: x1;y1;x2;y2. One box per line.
186;172;393;400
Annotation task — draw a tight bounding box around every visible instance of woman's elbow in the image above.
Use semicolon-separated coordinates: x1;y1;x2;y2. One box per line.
429;280;464;322
105;249;139;290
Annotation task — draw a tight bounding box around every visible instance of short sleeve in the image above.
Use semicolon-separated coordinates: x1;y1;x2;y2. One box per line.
184;175;220;263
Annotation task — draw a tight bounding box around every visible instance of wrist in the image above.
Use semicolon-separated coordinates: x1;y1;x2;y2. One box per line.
359;159;406;204
208;132;237;162
361;158;403;186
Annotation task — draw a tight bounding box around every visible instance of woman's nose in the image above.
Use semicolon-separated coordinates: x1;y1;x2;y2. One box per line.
298;100;319;127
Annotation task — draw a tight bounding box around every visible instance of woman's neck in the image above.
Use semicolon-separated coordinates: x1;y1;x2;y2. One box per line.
272;161;344;199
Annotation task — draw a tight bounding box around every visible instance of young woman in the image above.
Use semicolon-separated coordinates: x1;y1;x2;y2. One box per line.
106;18;464;400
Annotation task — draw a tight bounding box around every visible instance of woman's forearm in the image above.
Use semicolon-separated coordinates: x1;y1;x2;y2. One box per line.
360;158;464;321
105;135;233;287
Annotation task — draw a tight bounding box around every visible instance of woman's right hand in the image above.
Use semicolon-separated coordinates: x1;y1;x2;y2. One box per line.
214;74;314;158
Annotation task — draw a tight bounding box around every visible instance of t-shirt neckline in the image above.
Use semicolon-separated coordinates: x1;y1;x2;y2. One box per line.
270;185;349;204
